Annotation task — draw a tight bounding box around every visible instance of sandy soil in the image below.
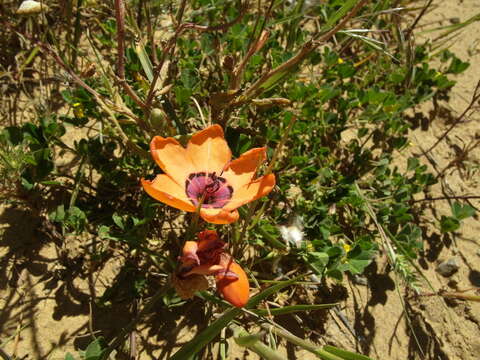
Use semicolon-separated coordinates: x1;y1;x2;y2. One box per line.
1;1;479;359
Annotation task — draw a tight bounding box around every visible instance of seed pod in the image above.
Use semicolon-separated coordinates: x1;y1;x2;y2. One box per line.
149;108;165;130
251;97;291;109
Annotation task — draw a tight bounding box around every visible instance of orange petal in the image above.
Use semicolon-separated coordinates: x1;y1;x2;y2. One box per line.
216;260;249;308
200;208;240;224
224;173;275;211
150;136;195;185
183;264;224;277
141;175;195;212
197;230;225;252
186;125;231;175
180;241;200;266
222;147;266;189
198;229;219;243
182;241;198;256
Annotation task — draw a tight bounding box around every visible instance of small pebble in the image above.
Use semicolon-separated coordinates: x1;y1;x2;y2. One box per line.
436;257;460;277
352;275;368;286
16;0;48;14
447;279;458;289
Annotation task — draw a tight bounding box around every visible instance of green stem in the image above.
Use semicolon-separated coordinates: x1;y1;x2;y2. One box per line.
69;156;86;209
185;193;206;241
71;0;84;66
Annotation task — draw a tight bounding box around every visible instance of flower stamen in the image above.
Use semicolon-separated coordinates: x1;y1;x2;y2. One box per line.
185;172;233;209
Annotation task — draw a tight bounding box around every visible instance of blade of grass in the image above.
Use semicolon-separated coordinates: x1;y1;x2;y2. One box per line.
232;325;285;360
421;13;480;40
170;277;299;360
252;303;337;316
323;345;373;360
136;40;154;83
320;0;360;31
261;322;373;360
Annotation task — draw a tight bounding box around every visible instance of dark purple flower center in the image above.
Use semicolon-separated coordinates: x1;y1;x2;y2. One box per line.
185;172;233;209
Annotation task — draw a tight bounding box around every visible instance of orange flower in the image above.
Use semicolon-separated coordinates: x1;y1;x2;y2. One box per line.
175;230;250;308
141;125;275;224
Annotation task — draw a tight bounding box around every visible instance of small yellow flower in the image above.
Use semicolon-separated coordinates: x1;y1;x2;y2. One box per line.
343;243;351;253
337;58;344;64
73;103;84;118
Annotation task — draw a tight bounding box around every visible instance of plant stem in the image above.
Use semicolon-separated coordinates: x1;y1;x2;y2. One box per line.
101;285;169;359
71;0;84;66
259;323;337;359
115;0;126;81
114;0;147;110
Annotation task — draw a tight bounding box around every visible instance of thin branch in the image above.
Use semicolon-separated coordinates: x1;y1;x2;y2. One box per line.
413;195;480;203
230;30;269;90
405;0;434;40
426;80;480;154
175;0;188;25
115;0;126;80
144;0;190;112
145;1;158;64
101;285;169;360
144;40;176;111
116;77;147;109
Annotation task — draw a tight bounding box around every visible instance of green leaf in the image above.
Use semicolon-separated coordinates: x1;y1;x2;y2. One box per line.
21;177;34;190
447;57;469;74
407;157;419;172
98;225;118;241
305;252;329;275
345;257;372;275
84;337;104;360
112;214;124;230
65;353;76;360
440;215;460;233
451;201;475;220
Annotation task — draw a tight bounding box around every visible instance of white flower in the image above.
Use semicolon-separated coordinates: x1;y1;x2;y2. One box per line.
279;216;304;248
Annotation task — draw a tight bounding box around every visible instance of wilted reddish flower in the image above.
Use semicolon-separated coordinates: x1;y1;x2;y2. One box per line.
141;125;275;224
173;230;249;308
